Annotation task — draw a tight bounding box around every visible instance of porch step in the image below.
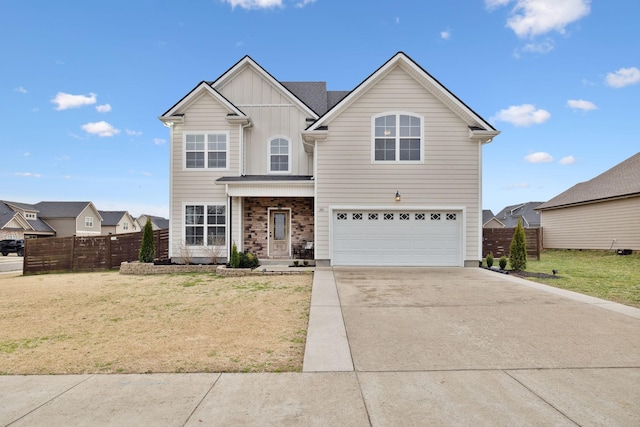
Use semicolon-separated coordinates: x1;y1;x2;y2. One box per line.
259;259;313;266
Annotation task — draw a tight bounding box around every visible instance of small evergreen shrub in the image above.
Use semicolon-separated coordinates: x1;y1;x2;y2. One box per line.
509;218;527;270
230;242;240;268
499;256;507;270
239;251;259;269
138;219;155;263
486;252;494;268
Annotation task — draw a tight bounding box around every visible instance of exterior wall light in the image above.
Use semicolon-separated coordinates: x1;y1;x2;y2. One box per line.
395;191;401;202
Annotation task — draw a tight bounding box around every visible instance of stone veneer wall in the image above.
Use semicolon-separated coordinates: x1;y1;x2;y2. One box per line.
242;197;314;258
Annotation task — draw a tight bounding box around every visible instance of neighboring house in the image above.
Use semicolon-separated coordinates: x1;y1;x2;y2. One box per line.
33;201;103;237
135;215;169;231
494;202;543;228
0;201;56;239
159;52;499;266
99;210;137;235
482;209;505;228
537;152;640;251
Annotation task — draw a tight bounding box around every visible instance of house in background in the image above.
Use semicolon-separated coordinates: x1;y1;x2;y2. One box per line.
538;152;640;251
33;201;103;237
135;214;169;231
159;52;499;266
495;202;543;228
99;210;137;235
482;209;505;229
0;201;56;239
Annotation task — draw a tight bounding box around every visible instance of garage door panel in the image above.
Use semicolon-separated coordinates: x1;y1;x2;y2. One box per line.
332;210;461;267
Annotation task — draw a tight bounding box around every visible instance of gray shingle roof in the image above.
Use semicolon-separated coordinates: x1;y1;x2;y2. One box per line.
495;202;543;228
281;82;349;116
34;201;93;218
0;201;55;234
538;152;640;210
99;211;127;227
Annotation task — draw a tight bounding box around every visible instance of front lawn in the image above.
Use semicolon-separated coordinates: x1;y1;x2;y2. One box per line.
503;249;640;308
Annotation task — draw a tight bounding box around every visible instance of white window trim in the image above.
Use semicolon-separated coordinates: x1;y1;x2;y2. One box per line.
85;216;93;227
371;112;424;164
182;202;228;248
267;136;292;174
183;131;230;171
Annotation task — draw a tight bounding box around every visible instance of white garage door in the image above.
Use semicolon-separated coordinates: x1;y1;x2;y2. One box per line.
332;210;461;266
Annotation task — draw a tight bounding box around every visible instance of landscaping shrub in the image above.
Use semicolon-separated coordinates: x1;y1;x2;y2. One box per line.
486;252;494;268
509;218;527;270
499;256;507;270
239;251;259;269
138;219;155;263
230;242;240;268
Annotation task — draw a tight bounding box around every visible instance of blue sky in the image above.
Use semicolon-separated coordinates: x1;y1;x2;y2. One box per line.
2;0;638;217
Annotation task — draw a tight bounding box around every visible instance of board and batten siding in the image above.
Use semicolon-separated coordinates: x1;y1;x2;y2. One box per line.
315;65;481;264
217;66;313;176
169;92;239;258
541;197;640;250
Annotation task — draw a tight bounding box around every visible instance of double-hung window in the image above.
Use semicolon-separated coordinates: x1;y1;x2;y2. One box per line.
185;204;226;246
373;113;423;163
185;132;228;169
268;137;291;173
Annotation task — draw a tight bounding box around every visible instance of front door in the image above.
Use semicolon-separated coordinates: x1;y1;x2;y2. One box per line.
269;209;290;257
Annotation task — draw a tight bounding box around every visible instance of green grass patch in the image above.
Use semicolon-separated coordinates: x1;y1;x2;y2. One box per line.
516;249;640;308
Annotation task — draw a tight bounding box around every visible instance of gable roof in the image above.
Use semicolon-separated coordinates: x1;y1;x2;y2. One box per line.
482;209;505;227
281;82;350;116
210;55;319;119
99;211;130;227
495;202;543;228
34;201;103;221
306;51;498;141
159;81;247;121
538;152;640;210
137;214;169;230
1;201;56;234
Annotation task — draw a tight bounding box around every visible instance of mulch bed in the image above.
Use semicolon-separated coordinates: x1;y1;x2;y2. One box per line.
482;267;559;279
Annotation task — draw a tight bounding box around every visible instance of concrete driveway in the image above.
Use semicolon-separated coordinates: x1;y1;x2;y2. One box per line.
305;267;640;425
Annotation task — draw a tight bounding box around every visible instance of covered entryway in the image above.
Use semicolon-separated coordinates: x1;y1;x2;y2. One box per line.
331;210;462;266
268;208;291;257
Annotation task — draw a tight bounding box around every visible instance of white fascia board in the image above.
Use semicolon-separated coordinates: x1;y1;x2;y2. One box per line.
161;82;246;119
212;56;318;119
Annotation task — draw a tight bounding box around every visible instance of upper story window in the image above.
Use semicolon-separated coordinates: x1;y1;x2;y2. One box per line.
185;132;228;170
268;137;291;173
85;216;94;227
372;113;423;163
25;212;36;220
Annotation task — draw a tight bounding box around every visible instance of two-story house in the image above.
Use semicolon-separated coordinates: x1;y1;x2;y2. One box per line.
159;52;499;267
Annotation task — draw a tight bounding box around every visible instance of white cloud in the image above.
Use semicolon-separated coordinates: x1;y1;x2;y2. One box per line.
51;92;97;110
395;17;400;24
524;152;554;163
488;0;590;38
81;121;120;137
560;155;576;165
295;0;316;8
14;172;41;178
605;67;640;88
224;0;283;10
96;104;112;113
485;0;511;9
491;104;551;126
15;86;27;93
440;30;451;40
126;129;143;136
153;138;166;145
567;99;597;111
521;39;554;54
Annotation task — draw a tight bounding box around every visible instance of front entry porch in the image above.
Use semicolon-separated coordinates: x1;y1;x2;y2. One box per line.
242;197;314;260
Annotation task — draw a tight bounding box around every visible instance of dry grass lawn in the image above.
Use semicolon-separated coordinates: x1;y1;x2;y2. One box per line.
0;271;313;375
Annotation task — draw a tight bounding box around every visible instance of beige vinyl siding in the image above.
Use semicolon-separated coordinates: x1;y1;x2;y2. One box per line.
541;197;640;250
315;65;481;262
170;92;237;258
218;67;313;176
75;206;102;235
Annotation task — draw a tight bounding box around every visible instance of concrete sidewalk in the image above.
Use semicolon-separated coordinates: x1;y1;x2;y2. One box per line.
2;267;639;426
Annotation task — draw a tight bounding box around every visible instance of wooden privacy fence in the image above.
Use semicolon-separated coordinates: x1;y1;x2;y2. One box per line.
23;229;168;275
482;227;542;260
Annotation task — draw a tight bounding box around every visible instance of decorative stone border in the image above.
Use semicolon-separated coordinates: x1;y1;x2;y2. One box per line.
119;262;312;276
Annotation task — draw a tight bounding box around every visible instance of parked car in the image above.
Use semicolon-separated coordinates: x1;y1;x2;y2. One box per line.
0;239;24;256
